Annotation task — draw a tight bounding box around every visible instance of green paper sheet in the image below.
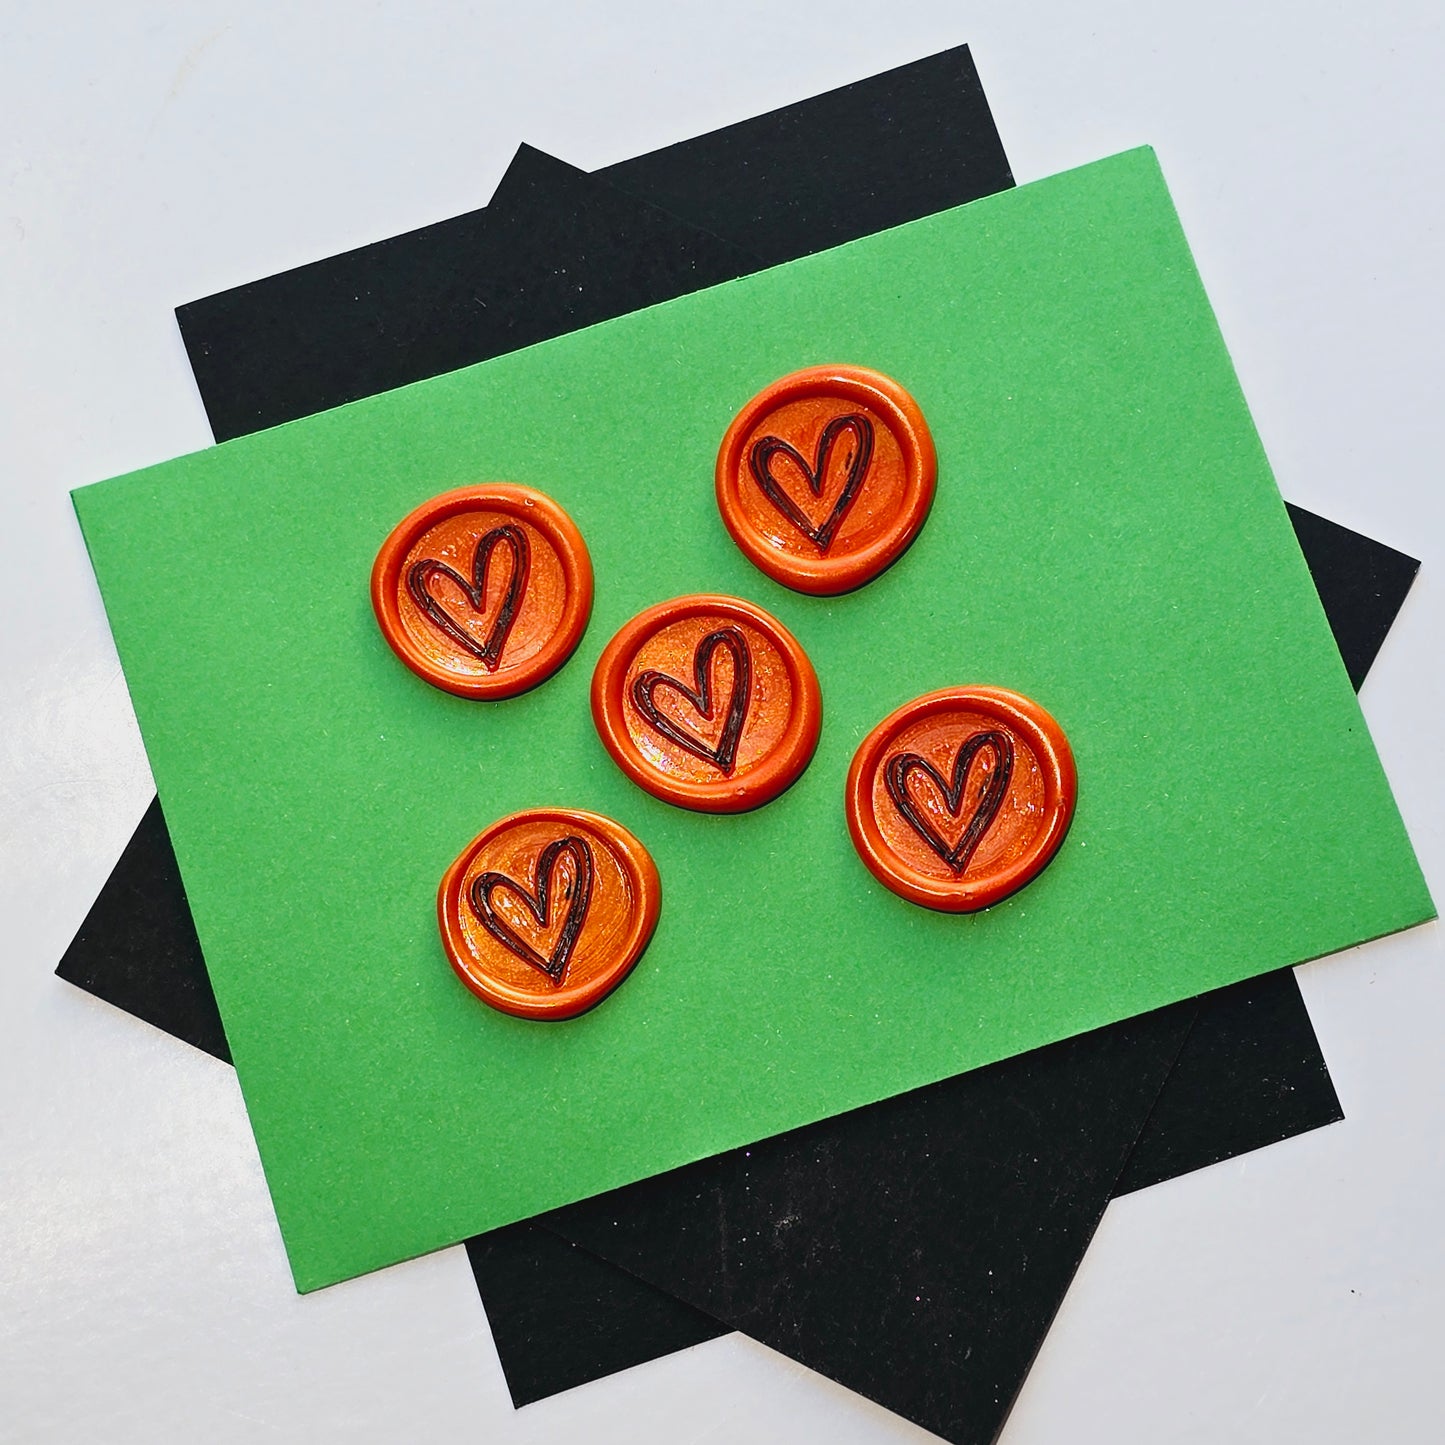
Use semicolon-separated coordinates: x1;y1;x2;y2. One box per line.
74;149;1432;1291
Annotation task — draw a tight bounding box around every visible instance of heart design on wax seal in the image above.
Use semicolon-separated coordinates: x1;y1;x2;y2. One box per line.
470;836;595;984
884;730;1015;875
407;523;530;670
748;412;875;552
630;625;752;775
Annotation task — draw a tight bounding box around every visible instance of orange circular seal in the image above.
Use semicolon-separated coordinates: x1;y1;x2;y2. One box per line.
715;364;937;595
845;686;1077;913
591;594;822;813
438;808;661;1020
371;484;593;699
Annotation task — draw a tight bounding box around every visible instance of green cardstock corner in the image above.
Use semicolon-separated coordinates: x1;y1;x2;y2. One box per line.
73;148;1433;1291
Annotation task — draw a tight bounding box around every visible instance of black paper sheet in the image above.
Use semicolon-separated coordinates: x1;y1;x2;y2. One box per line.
178;146;758;443
1282;503;1420;691
1117;964;1346;1195
57;793;228;1063
464;1224;729;1406
55;42;1419;1442
596;43;1013;266
543;1006;1196;1444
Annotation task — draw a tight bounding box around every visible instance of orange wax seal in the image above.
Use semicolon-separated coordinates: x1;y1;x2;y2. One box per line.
845;686;1077;913
371;484;593;699
715;364;937;595
591;594;822;813
438;808;661;1020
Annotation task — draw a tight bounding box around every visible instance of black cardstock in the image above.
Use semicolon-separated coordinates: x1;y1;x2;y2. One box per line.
1282;503;1420;692
595;45;1014;267
56;43;1420;1444
177;148;758;442
464;1224;729;1405
57;794;229;1062
541;1006;1197;1444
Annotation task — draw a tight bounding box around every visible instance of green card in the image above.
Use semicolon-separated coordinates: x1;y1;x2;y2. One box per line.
74;148;1432;1291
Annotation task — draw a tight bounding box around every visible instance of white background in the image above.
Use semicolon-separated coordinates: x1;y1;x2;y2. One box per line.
2;3;1441;1441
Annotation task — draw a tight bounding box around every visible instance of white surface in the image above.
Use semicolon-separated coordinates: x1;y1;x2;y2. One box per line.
1;4;1441;1441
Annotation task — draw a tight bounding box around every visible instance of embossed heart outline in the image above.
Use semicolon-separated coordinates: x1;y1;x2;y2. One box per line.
630;625;752;775
470;835;595;984
748;412;874;552
407;522;530;670
884;730;1015;875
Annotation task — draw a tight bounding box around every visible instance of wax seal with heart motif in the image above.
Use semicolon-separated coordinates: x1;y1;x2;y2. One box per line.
845;686;1077;912
371;483;593;699
438;808;661;1020
715;364;937;595
591;594;822;813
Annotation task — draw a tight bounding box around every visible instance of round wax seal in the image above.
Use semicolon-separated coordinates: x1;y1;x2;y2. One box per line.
715;364;937;595
845;686;1076;912
591;594;822;813
371;484;593;699
438;808;661;1020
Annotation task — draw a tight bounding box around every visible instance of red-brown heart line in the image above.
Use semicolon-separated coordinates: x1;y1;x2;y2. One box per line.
470;836;595;984
884;730;1015;875
407;523;530;670
630;625;752;775
748;412;874;552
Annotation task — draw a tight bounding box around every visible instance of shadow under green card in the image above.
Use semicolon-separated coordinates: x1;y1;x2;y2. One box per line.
73;148;1433;1291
